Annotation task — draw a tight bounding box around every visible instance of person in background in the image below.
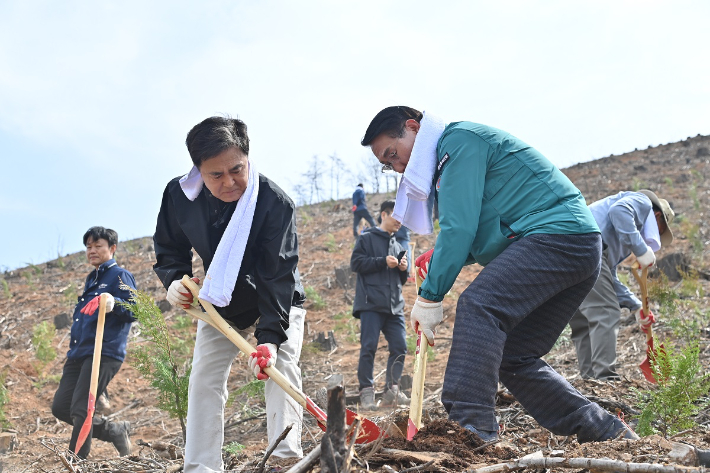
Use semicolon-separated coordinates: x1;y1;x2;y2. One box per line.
351;200;410;410
52;226;135;458
394;224;413;282
362;105;639;443
352;183;377;239
569;190;674;380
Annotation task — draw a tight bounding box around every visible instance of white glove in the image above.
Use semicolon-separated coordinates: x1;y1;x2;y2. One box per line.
410;299;443;346
636;248;656;268
104;293;115;313
166;279;194;308
248;343;278;380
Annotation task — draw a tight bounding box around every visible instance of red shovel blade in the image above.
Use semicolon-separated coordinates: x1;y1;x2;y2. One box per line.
75;392;96;453
306;396;383;444
407;419;419;440
640;340;668;384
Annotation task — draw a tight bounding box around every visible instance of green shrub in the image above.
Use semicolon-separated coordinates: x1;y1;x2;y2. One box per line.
668;305;710;343
647;272;678;318
1;279;10;299
32;321;57;377
334;317;359;343
0;370;10;429
63;283;78;307
223;441;246;454
406;331;436;362
125;289;191;441
635;341;710;437
325;233;338;252
305;286;326;310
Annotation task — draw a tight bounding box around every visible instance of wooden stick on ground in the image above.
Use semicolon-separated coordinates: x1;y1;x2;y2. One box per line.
467;456;710;473
257;423;294;473
287;444;322;473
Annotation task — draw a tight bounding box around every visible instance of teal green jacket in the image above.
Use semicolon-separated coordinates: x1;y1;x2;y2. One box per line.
419;122;599;302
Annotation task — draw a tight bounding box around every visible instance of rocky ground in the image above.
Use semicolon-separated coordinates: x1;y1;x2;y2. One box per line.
0;133;709;472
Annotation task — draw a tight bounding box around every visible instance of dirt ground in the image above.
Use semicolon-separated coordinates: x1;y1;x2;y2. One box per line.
1;133;709;472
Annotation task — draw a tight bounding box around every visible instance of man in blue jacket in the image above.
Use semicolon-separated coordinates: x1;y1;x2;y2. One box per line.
361;105;639;443
351;200;409;410
352;183;377;239
569;190;674;380
52;226;136;458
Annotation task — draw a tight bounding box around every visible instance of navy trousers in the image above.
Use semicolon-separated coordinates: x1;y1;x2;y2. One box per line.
357;311;407;391
442;233;620;442
52;356;122;457
353;209;376;239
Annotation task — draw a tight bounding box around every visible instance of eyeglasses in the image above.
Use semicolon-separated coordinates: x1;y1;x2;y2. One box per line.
380;141;399;173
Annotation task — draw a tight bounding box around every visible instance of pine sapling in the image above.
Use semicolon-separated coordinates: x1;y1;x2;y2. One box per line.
635;340;710;437
123;289;191;441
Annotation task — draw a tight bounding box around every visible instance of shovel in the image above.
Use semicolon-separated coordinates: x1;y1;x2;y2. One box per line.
407;273;429;441
75;293;108;453
179;276;383;443
630;264;663;383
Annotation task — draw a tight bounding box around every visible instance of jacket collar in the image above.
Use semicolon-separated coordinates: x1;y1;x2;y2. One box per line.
95;259;117;274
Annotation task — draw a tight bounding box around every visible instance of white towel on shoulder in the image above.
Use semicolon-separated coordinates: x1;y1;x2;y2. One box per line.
392;112;446;235
641;210;661;252
179;161;260;307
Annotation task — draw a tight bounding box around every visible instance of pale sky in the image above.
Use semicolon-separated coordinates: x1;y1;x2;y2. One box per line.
1;0;709;270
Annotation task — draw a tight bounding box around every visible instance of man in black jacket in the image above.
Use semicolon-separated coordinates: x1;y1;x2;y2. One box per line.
351;200;409;410
153;116;306;471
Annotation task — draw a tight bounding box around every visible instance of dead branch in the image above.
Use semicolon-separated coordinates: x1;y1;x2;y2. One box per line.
257;423;294;473
287;444;322;473
467;456;710;473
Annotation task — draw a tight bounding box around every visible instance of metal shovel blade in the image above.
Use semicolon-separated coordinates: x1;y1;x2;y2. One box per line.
180;276;384;443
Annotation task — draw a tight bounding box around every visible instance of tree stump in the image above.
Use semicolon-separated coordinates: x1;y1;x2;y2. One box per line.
321;374;350;473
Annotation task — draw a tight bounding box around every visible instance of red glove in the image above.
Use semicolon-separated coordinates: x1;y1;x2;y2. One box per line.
415;249;434;281
636;309;656;333
351;205;357;212
80;294;115;315
248;343;277;380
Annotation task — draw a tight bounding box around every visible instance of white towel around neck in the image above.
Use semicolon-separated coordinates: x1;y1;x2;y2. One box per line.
179;160;260;307
391;112;446;235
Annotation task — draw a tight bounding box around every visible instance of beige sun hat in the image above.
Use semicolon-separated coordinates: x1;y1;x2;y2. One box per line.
638;189;674;247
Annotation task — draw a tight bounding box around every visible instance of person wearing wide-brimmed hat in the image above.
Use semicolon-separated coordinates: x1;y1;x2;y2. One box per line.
569;189;674;380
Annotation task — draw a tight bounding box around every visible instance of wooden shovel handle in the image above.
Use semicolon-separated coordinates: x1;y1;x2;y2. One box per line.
180;276;311;411
630;264;652;345
75;293;108;453
89;294;108;395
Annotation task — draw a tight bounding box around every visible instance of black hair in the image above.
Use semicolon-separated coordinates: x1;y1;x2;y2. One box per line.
185;116;249;167
357;183;364;188
83;226;118;248
361;106;423;146
377;200;396;224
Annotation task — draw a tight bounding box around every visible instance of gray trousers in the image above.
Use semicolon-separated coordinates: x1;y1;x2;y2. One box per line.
184;307;306;472
442;233;620;442
569;248;621;379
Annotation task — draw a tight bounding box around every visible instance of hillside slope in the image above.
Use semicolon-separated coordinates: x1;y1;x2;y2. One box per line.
0;133;708;471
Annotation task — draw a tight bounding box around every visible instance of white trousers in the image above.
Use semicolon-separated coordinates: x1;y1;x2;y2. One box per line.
184;307;306;473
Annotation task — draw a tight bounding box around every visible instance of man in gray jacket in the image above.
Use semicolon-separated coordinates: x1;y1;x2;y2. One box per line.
351;200;409;409
569;190;674;380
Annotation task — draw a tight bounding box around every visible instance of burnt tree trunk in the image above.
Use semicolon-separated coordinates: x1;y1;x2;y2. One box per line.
320;374;349;473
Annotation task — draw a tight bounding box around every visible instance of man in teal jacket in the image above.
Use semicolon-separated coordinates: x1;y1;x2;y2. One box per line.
361;105;638;443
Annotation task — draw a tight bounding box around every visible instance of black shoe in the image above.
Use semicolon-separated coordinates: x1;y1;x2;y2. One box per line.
108;420;132;456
